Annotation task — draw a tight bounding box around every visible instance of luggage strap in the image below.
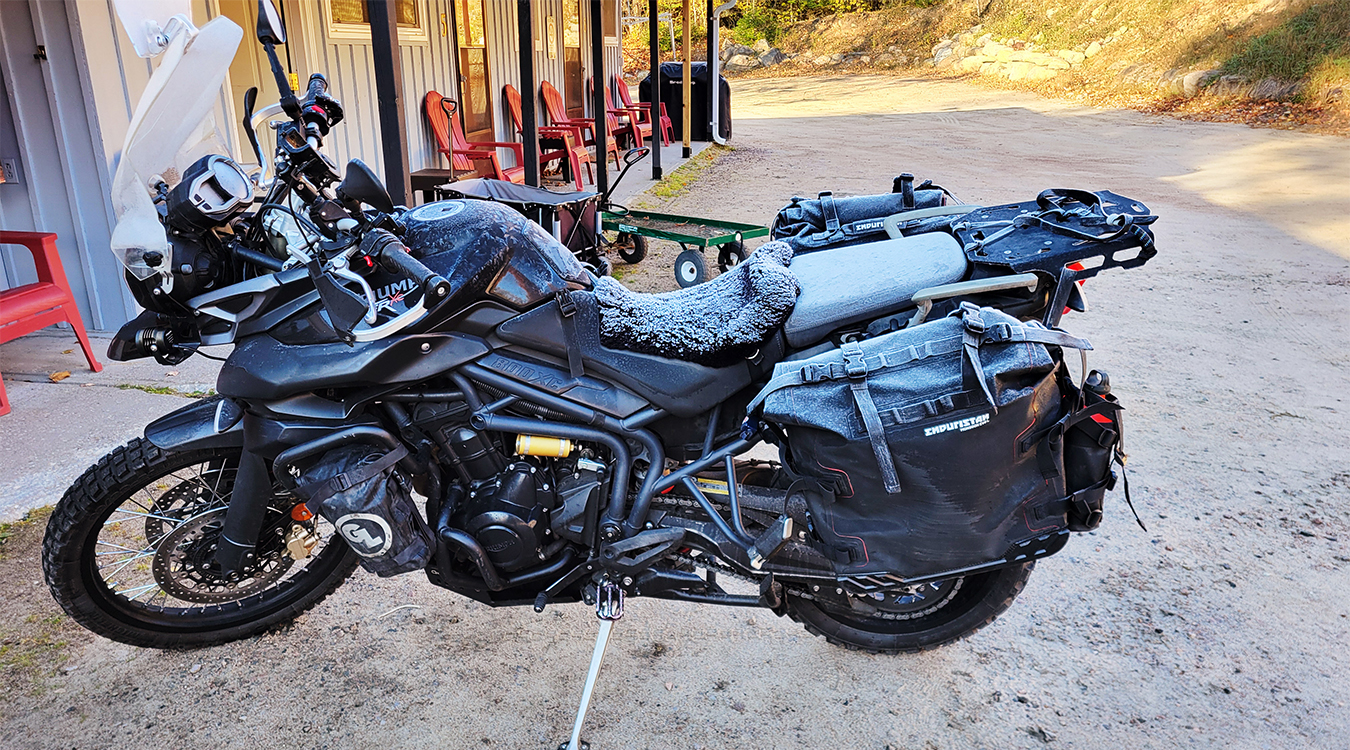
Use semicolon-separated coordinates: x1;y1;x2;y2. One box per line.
839;341;903;495
556;291;584;379
819;191;840;233
296;444;410;514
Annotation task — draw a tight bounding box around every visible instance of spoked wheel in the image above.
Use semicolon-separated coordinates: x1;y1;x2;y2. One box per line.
674;246;708;288
785;563;1035;654
717;241;748;272
614;233;648;264
43;438;359;648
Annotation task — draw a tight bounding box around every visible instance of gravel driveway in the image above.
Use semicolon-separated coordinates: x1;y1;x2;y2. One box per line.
2;75;1347;750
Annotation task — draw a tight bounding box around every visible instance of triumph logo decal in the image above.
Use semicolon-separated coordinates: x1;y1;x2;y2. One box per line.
376;279;417;312
923;413;991;437
335;513;393;557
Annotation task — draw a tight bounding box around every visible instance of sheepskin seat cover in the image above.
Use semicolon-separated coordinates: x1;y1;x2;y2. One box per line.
593;240;798;367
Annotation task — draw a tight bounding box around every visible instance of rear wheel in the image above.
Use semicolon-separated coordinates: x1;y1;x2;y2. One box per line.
785;563;1034;654
43;439;359;648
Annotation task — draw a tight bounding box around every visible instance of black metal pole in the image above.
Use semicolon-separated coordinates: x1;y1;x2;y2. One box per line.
590;0;608;196
648;0;662;180
706;0;715;141
367;0;410;205
517;0;539;186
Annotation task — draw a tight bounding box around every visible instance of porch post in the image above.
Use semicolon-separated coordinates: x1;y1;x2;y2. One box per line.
590;0;608;196
367;0;410;205
682;0;691;158
517;0;539;186
648;0;662;179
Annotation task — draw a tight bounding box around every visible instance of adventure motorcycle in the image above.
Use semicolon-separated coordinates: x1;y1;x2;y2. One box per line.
43;4;1155;747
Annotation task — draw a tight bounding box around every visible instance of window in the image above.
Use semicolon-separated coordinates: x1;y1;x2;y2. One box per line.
327;0;429;43
603;0;617;43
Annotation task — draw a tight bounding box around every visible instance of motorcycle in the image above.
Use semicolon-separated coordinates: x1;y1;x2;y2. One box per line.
42;3;1155;748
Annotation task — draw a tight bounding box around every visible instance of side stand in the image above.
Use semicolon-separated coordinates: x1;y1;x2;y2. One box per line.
557;580;624;750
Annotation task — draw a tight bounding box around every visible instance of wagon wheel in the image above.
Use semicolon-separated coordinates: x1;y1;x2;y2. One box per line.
674;246;708;288
614;233;648;264
717;241;748;272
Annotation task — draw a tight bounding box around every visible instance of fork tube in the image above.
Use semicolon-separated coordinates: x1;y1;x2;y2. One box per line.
214;416;273;577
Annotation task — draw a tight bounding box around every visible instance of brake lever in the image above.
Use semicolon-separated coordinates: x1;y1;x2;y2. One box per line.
329;256;378;324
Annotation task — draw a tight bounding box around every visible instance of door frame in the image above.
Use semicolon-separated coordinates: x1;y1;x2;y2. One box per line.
449;0;494;142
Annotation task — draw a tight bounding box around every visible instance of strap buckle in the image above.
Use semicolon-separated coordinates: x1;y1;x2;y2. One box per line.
800;362;831;383
960;303;987;334
841;348;868;379
555;291;577;318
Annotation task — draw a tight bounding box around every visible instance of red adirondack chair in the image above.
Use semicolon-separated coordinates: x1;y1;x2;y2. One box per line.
0;231;102;416
503;84;591;191
593;80;650;150
615;79;672;147
539;81;620;170
423;91;525;184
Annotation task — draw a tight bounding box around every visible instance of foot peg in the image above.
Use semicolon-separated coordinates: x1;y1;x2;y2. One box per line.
749;515;793;570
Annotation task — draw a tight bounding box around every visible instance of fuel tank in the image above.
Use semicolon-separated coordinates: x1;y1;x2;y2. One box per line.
402;199;590;312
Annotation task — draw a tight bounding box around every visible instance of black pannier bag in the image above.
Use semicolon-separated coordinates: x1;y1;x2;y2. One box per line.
771;174;952;252
751;303;1107;579
297;445;436;577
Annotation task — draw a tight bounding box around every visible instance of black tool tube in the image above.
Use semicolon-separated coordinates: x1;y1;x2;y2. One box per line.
233;244;285;272
472;412;631;526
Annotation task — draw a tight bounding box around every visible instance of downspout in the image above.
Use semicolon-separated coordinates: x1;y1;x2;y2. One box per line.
708;0;736;146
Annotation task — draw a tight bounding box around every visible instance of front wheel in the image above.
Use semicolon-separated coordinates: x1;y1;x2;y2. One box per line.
785;563;1034;654
42;439;359;648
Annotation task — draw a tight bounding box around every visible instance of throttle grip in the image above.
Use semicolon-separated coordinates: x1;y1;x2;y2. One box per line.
360;230;450;309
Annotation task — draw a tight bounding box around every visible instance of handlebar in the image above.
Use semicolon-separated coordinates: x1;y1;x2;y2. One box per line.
359;230;450;308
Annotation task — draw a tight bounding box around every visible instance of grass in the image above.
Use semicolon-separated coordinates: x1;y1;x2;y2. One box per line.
643;144;733;203
0;507;84;698
1221;2;1350;95
115;383;215;398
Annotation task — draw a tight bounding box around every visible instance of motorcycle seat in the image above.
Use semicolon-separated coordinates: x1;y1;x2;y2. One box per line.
590;240;799;368
783;232;968;348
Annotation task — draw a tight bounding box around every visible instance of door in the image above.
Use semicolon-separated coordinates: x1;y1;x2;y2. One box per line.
453;0;492;141
562;0;583;117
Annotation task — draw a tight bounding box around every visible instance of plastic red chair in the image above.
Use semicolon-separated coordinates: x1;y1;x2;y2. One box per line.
0;231;102;416
615;79;672;146
503;84;591;191
593;79;650;150
423;91;525;184
540;81;620;170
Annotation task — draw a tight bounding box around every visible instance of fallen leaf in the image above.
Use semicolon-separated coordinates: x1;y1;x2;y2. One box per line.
62;349;73;355
664;682;673;691
165;370;179;377
49;370;71;382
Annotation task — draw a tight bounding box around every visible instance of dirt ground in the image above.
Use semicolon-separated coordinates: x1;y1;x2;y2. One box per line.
2;75;1348;749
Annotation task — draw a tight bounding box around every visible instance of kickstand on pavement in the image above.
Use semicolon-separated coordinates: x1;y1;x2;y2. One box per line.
556;580;624;750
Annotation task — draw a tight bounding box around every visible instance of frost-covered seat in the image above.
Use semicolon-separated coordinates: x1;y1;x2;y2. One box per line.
783;233;968;348
593;240;799;367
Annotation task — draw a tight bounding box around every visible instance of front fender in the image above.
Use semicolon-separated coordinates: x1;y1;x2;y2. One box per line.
145;397;244;452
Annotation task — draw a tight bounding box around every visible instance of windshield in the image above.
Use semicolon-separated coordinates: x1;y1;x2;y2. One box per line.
109;16;242;281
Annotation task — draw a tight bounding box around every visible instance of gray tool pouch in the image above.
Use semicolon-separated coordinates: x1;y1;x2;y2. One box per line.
297;444;436;577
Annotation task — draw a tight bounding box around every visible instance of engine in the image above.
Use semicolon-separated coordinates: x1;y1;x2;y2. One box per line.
414;402;606;573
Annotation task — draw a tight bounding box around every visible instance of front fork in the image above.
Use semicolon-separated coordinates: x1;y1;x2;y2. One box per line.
214;414;277;577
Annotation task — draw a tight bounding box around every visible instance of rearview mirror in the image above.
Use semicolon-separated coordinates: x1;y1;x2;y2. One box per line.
256;0;286;45
337;160;395;214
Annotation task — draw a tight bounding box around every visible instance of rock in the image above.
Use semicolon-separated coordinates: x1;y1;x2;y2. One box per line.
1006;61;1035;81
1085;41;1102;57
1026;66;1059;81
935;53;958;70
980;61;1001;75
812;54;835;66
1181;69;1218;97
1252;78;1301;100
978;33;993;45
932;39;953;56
830;53;844;63
758;48;786;67
724;54;760;73
752;39;770;55
721;43;754;61
887;45;899;53
1057;50;1086;65
1044;57;1071;70
956;55;988;73
859;55;871;64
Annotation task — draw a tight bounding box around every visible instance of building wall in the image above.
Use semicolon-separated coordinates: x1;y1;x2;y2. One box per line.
0;0;625;331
